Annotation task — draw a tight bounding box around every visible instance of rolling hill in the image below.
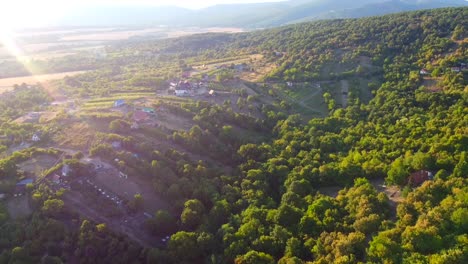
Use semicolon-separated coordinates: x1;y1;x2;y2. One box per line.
53;0;467;28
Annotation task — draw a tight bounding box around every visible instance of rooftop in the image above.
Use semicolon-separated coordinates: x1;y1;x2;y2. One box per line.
16;178;34;186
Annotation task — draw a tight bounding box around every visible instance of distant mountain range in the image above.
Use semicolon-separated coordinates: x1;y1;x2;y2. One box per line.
57;0;467;28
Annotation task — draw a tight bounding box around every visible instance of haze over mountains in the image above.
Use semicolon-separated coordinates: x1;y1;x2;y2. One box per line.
56;0;467;28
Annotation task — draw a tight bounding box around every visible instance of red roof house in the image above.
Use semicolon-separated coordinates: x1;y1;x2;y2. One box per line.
408;170;433;186
133;111;149;123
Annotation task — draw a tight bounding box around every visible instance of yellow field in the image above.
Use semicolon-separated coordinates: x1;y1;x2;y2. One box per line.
0;71;87;94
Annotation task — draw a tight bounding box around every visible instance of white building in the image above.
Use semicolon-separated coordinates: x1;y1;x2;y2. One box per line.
62;164;71;177
32;133;41;142
175;90;190;97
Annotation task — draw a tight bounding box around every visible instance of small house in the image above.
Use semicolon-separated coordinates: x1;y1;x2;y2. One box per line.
142;107;155;114
119;171;128;179
419;69;430;75
234;64;245;72
286;82;293;87
175;90;190;97
112;141;122;149
62;164;71;177
32;133;41;142
408;170;433;186
114;99;126;107
133;111;149;123
144;212;152;218
274;51;283;56
131;122;140;130
50;174;61;184
208;90;215;96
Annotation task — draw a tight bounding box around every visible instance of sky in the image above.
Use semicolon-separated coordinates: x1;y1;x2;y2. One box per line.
82;1;287;9
0;0;288;29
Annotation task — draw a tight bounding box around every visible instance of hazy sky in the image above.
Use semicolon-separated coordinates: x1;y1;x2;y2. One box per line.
52;0;288;9
0;0;288;29
96;1;287;9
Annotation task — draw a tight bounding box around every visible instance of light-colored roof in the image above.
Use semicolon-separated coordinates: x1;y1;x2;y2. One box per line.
16;178;34;185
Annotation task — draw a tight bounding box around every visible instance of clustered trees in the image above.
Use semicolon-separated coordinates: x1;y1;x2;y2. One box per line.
145;8;467;263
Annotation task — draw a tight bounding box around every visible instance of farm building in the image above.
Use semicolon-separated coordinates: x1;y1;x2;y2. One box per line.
419;69;430;75
114;99;126;107
408;170;433;186
175;90;190;97
62;164;71;177
133;111;150;122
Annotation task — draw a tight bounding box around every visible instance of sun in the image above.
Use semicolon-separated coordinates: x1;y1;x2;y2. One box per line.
0;0;71;31
0;0;73;60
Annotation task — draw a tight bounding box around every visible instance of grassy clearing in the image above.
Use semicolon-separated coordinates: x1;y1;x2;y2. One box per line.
278;83;328;117
82;92;157;109
358;78;374;103
86;92;155;103
189;55;251;66
81;101;114;110
7;196;32;219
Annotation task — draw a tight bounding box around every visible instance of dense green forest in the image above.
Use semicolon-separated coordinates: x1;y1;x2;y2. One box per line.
0;7;467;264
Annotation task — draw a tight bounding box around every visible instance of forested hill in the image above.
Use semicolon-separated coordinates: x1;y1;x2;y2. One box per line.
131;7;466;83
126;7;466;263
54;0;467;28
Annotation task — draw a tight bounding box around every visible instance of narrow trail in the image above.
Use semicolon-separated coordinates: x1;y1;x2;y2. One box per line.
340;80;349;108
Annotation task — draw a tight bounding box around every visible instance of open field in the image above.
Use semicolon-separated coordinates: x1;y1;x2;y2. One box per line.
0;71;87;94
54;122;100;150
423;77;443;92
17;154;58;177
94;168;169;214
275;82;328;117
0;26;245;61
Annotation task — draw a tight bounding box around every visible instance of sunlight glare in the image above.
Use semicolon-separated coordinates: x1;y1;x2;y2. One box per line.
0;0;70;30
